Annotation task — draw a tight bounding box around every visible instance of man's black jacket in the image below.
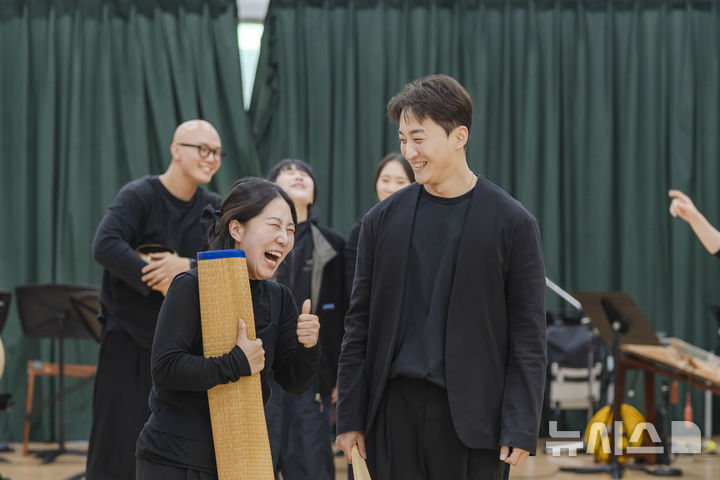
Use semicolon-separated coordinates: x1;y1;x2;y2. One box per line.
336;178;547;454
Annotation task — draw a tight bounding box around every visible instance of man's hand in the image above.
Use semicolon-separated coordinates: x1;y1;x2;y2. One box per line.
236;318;265;374
336;431;366;464
296;299;320;348
499;446;529;467
141;252;191;289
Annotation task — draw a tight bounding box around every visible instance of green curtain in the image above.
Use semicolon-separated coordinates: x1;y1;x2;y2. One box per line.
252;0;720;427
0;0;257;442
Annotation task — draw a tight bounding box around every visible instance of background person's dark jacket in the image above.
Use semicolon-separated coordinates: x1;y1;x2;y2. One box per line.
308;221;349;396
336;179;547;454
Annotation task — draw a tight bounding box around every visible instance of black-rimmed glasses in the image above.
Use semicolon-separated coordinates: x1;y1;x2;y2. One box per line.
178;143;226;161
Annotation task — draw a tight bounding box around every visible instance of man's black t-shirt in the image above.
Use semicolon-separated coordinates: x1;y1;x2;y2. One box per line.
390;187;473;388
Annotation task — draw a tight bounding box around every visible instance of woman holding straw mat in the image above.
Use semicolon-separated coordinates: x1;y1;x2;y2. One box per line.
135;177;321;479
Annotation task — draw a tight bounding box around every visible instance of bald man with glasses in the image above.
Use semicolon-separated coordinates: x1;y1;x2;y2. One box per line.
87;120;223;480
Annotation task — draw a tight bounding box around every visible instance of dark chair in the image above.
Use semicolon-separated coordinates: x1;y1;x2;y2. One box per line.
545;311;605;431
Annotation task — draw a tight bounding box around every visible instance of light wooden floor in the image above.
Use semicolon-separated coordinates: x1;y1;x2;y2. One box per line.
2;440;720;479
0;442;89;480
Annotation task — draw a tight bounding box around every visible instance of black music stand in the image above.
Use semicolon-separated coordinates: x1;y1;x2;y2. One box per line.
571;292;660;348
69;291;102;344
561;292;672;478
14;284;99;465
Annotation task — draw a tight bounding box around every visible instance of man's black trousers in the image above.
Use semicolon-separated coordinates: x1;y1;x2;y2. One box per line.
365;377;510;480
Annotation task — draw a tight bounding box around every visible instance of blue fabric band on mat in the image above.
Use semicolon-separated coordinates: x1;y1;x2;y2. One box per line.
197;249;246;260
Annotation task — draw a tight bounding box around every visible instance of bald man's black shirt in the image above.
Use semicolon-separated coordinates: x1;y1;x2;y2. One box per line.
92;176;220;349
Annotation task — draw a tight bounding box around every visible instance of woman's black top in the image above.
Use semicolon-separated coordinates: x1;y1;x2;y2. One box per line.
136;269;321;473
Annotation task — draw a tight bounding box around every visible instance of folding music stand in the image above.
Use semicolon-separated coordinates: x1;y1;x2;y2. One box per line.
69;291;102;343
560;292;669;478
571;291;660;348
14;284;99;465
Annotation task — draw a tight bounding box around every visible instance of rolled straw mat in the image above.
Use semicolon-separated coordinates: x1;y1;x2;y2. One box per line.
197;249;273;479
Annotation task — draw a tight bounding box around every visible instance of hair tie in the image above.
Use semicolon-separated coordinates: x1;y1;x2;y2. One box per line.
202;204;222;236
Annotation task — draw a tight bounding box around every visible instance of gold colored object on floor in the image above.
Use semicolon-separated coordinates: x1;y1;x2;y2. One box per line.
585;403;646;463
197;249;273;479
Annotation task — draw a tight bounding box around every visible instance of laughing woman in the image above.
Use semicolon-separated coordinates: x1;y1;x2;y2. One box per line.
135;177;321;479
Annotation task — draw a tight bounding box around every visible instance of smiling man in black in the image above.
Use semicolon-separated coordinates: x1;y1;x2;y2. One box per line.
335;75;547;480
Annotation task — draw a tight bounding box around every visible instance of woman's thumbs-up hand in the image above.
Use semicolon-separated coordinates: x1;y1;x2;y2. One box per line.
296;299;320;348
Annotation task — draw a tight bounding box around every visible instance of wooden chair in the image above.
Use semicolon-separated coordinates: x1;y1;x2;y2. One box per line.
23;361;96;456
